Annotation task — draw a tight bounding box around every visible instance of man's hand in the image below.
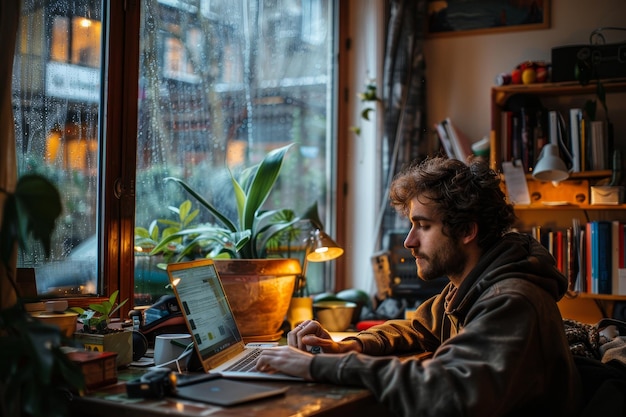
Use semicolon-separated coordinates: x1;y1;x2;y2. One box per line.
288;320;362;354
255;346;315;380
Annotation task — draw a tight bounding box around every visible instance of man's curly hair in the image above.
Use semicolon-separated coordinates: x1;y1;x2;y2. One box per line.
389;157;517;250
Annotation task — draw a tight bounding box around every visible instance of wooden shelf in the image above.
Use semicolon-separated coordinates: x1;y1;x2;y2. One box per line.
492;79;626;107
568;292;626;301
512;204;626;211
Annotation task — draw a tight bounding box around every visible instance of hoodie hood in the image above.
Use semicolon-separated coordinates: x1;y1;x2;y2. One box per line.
446;232;568;316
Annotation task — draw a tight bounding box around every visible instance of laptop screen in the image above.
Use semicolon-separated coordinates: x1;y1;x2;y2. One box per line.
168;260;243;361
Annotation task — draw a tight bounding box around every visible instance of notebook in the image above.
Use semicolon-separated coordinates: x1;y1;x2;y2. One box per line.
174;373;289;406
166;258;302;381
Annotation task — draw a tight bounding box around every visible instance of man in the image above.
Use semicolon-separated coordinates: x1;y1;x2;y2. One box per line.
256;157;582;416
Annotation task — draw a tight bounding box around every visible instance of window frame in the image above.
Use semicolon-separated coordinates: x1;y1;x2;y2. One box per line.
97;0;347;317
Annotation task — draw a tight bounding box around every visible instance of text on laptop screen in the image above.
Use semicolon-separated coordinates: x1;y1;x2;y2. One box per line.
170;263;242;358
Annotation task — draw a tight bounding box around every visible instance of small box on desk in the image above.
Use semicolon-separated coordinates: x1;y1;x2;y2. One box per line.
591;186;624;205
66;350;118;391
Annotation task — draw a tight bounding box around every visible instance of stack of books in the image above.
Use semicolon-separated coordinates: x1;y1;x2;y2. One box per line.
498;102;611;173
435;118;473;163
531;219;626;295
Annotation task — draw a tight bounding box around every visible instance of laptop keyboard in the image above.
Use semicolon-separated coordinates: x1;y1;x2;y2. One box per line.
224;348;263;372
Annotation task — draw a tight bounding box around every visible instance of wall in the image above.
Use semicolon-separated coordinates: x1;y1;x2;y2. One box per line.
424;0;626;146
341;0;386;295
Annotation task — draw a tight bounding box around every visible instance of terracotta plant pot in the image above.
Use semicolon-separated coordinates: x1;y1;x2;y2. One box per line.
214;258;301;341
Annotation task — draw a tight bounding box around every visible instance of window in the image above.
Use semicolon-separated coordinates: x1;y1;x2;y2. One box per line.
14;0;338;307
14;1;102;297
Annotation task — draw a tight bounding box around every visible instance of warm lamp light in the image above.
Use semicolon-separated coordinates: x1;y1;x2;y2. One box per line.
532;143;569;183
306;230;344;262
295;229;343;297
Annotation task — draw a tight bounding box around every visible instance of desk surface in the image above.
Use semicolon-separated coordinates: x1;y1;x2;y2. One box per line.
70;368;392;417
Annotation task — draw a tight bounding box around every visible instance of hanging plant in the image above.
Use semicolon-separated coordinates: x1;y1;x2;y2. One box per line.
350;78;381;136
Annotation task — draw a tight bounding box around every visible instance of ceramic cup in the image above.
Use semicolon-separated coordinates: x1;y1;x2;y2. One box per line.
153;333;193;368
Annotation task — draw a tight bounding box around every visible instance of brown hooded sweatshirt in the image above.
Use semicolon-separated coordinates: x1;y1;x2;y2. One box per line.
311;233;582;417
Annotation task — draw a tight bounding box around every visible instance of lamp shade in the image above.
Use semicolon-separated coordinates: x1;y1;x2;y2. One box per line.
306;230;344;262
532;143;569;182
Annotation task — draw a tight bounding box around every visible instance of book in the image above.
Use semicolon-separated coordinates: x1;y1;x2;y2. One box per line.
533;109;548;168
569;108;583;173
519;107;533;171
442;118;472;164
612;221;623;295
552;229;564;273
435;122;454;159
501;110;513;163
585;222;592;293
588;120;608;170
570;219;582;292
546;110;574;171
548;110;559;147
589;221;612;294
565;227;575;289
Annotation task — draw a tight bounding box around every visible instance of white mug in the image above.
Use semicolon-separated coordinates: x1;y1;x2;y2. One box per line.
153;333;193;369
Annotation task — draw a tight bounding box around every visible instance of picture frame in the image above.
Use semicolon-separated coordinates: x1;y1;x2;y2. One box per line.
427;0;550;38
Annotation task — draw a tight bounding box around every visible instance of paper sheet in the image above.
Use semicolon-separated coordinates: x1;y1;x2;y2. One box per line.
502;160;530;205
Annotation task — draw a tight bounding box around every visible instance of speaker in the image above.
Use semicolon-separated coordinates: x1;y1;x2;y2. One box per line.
551;43;626;83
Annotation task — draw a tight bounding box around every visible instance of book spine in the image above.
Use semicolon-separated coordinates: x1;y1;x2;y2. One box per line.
589;120;607;170
566;227;575;291
436;123;454;159
443;118;472;164
612;220;622;295
586;221;593;293
555;230;564;273
501;110;512;163
548;110;559;147
569;108;582;173
619;223;626;295
596;221;612;294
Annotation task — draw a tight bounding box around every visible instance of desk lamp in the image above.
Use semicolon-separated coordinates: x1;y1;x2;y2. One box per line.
295;229;344;297
532;143;569;183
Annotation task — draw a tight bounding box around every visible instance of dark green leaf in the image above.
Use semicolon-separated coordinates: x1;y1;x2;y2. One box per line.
14;174;62;258
243;144;293;233
165;177;238;232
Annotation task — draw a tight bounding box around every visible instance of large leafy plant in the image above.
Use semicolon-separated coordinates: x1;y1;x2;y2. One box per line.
140;143;318;261
1;174;85;417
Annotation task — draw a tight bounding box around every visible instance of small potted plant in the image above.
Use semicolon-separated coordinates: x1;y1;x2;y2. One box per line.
72;290;133;367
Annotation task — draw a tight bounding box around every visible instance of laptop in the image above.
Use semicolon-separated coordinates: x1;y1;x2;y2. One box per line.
166;258;302;381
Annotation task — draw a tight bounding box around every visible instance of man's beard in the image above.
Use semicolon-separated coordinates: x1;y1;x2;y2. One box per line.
416;237;466;281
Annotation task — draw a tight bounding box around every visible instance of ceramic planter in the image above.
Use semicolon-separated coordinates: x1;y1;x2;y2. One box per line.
214;258;301;342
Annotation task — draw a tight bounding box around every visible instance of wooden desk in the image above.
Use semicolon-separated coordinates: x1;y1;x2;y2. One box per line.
69;368;392;417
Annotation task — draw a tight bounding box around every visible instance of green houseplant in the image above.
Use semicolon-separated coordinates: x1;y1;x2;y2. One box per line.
137;143;313;260
0;175;86;417
134;143;321;340
71;290;132;367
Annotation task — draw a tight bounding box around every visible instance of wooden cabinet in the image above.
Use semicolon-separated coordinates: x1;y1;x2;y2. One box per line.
488;79;626;323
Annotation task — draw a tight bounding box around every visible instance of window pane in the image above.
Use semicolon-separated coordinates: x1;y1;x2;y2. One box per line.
14;0;102;297
134;0;336;305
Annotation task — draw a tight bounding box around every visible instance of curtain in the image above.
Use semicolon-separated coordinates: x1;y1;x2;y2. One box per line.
0;2;21;309
378;0;428;244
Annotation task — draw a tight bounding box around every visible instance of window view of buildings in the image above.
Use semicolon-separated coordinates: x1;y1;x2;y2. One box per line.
14;0;336;304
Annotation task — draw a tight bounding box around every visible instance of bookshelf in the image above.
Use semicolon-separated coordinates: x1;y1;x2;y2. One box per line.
489;79;626;323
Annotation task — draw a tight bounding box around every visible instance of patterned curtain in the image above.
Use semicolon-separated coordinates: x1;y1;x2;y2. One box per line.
378;0;428;247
